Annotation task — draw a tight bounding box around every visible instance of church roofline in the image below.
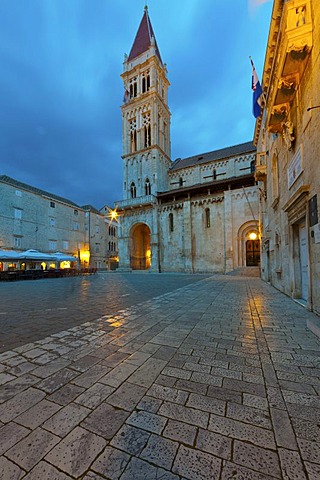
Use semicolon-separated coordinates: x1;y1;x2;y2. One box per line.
157;173;255;201
171;141;256;171
127;7;162;63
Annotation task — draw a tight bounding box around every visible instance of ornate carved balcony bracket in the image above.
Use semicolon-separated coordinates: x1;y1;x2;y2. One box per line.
284;0;313;76
266;1;312;134
268;103;290;133
254;152;267;183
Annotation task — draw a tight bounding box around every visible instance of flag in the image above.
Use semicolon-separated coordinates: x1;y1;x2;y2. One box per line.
123;89;130;104
250;57;263;118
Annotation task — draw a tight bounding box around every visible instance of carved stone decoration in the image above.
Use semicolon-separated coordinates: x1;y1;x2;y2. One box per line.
289;44;308;61
279;79;295;96
272;104;289;122
295;6;306;27
282;121;295;150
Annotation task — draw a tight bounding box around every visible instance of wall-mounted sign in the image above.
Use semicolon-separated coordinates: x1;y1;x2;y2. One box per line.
314;224;320;244
309;195;318;227
288;144;303;189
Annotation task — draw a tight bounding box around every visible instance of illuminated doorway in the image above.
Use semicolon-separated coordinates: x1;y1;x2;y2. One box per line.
130;223;151;270
246;238;261;266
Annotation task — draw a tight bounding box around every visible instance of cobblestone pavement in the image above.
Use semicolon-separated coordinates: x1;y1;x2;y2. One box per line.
0;273;320;479
0;273;211;353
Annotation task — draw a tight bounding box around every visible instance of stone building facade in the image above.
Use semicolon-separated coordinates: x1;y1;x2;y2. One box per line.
0;175;118;270
116;7;259;273
254;0;320;313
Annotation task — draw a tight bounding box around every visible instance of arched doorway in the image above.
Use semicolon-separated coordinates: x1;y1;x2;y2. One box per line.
130;223;151;270
237;222;260;267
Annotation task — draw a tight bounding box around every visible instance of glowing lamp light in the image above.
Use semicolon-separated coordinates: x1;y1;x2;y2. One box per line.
80;250;90;264
60;261;71;269
106;207;120;223
249;232;258;240
110;210;118;220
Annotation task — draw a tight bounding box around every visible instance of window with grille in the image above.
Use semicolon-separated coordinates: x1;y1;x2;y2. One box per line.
49;240;57;250
129;118;137;153
13;236;22;248
142;113;151;148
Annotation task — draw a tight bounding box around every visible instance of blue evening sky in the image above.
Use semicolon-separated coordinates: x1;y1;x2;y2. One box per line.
0;0;272;209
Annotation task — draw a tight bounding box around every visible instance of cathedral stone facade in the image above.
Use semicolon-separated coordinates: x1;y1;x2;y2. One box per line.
116;7;259;273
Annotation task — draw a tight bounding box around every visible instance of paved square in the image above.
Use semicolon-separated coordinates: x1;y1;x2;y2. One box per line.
0;272;320;479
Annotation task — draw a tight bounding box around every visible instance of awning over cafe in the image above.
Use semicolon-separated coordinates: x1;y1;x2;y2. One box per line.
0;249;78;263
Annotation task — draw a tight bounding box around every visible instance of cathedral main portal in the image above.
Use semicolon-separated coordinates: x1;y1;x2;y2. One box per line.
130;223;151;270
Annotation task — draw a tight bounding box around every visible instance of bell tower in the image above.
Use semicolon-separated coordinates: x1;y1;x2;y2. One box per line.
121;6;171;200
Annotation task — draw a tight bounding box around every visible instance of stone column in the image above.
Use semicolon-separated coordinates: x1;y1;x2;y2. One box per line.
224;191;234;272
183;199;193;273
117;234;131;272
150;235;160;272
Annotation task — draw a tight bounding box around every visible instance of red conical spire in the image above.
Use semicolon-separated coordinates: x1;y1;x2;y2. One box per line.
128;6;162;63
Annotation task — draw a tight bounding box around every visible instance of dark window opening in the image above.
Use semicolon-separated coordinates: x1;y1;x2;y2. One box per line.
169;213;174;232
205;208;210;228
145;178;151;195
130;182;137;199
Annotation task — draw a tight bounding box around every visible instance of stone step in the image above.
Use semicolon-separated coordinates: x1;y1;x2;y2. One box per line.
227;267;260;277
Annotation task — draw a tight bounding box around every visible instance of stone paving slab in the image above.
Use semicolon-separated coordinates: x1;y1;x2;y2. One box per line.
0;274;320;478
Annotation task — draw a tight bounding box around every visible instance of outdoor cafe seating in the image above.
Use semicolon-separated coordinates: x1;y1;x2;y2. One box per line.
0;249;97;281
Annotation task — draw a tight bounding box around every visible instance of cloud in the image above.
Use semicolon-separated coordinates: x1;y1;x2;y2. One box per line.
0;0;272;209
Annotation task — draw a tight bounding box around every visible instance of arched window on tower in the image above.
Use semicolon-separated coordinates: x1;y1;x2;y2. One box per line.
169;213;174;232
145;178;151;195
250;160;255;173
179;177;184;187
143;113;151;148
129;119;137;153
213;168;217;180
141;70;150;93
129;77;137;98
130;182;137;199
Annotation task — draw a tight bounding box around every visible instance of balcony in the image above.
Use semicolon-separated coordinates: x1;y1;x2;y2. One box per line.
254;152;267;182
115;194;157;210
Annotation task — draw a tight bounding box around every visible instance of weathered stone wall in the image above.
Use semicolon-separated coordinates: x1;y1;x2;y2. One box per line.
257;0;320;314
0;181;86;255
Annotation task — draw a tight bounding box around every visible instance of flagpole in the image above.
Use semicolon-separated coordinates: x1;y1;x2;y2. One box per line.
249;56;266;102
249;55;266;118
